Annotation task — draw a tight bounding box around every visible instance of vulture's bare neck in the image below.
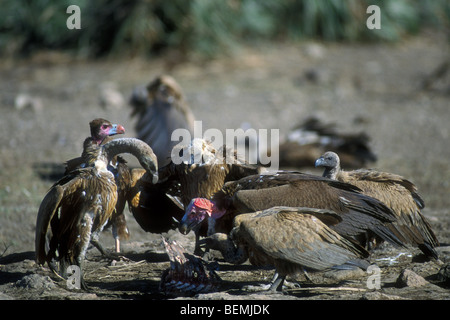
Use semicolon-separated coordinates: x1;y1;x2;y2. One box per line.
322;164;341;180
101;138;159;183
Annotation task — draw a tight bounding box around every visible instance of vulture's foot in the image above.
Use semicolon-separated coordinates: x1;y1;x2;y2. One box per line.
89;239;130;263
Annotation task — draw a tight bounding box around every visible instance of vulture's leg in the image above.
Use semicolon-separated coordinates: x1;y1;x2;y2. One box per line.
79;270;89;291
90;239;108;256
90;238;130;262
271;271;303;290
112;224;121;253
269;274;286;292
301;267;313;282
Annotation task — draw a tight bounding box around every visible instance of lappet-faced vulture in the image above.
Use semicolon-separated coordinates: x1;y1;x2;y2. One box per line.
64;118;125;173
315;151;439;259
35;137;158;290
65;118;131;254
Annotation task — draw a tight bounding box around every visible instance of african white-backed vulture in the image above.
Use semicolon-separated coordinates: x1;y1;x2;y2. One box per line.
315;151;439;259
201;206;369;291
129;75;195;167
35;137;158;290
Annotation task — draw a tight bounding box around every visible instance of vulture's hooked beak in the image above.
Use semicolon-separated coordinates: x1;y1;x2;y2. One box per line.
111;124;126;135
315;157;325;168
178;216;202;235
178;223;191;235
178;199;213;235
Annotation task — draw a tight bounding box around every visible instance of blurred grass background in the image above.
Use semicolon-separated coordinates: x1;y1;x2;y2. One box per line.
1;0;449;59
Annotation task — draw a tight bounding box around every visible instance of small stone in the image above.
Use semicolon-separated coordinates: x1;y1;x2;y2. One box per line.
395;269;428;288
15;274;56;290
437;263;450;285
14;94;43;113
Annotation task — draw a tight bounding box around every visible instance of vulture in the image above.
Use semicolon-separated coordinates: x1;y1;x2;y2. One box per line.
127;138;264;255
65;118;131;254
276;117;377;170
179;170;407;253
315;151;439;259
64;118;125;173
202;206;370;291
35;137;158;290
129;75;195;167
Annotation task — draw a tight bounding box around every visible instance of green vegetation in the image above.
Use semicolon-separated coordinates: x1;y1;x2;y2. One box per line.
1;0;448;58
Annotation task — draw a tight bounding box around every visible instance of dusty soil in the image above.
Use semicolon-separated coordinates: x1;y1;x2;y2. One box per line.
0;31;449;305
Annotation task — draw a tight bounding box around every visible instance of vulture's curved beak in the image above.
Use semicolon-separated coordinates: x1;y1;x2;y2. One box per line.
111;124;126;135
178;215;201;235
315;157;325;168
178;223;191;235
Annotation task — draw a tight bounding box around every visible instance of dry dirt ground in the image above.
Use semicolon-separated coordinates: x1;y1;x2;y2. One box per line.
0;31;449;306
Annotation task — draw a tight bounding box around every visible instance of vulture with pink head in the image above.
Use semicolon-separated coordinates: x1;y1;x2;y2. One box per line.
202;206;370;291
35;137;158;290
126;138;264;255
178;170;414;291
65;118;131;254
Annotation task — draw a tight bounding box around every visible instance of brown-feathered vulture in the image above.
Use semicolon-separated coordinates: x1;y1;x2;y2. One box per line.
64;118;131;254
315;151;439;259
276;117;377;170
127;138;264;255
129;75;195;167
202;206;370;291
64;118;125;173
179;171;405;251
35;137;158;290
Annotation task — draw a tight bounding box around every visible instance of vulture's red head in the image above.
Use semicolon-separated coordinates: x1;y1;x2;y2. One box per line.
90;118;125;144
178;198;225;235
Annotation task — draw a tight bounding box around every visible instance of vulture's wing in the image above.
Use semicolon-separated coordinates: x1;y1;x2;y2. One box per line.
345;169;438;255
235;207;369;271
128;168;185;234
35;172;86;264
228;174;404;247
